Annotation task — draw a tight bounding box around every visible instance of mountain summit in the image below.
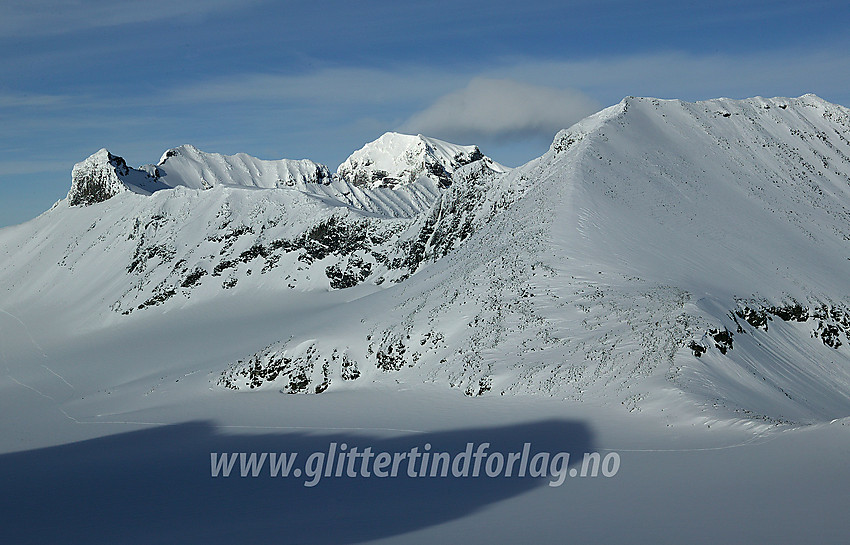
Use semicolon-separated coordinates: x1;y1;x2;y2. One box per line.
336;132;507;189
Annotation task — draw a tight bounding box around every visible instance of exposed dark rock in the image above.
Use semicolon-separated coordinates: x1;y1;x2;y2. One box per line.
688;340;706;357
709;328;734;354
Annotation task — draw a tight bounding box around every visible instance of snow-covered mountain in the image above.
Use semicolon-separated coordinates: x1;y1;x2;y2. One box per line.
66;133;507;217
3;132;504;319
4;96;850;426
215;95;850;425
336;132;508;189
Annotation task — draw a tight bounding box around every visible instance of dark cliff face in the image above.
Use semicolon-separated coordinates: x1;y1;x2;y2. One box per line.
68;173;120;206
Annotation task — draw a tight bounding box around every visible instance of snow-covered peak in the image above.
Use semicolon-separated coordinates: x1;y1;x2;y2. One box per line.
68;148;165;206
336;132;507;189
153;144;332;190
550;93;850;157
543;93;850;302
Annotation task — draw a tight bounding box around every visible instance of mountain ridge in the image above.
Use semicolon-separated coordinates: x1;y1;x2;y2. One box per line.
65;132;507;207
4;94;850;425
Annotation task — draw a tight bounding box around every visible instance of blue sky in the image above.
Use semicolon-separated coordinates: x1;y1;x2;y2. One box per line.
2;0;849;227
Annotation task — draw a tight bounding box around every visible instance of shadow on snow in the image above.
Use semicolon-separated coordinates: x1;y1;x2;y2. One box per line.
0;419;594;544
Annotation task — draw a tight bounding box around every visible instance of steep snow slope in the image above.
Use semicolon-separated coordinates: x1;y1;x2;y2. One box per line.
544;94;850;422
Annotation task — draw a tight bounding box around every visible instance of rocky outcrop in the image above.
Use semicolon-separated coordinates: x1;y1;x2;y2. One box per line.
67;149;132;206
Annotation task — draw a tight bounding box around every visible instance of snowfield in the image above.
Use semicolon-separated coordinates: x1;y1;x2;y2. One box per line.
1;95;849;543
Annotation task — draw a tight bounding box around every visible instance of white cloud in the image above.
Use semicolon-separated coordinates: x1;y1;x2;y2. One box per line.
400;78;601;142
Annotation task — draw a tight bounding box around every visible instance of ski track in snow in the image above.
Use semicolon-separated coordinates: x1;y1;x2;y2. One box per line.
41;364;74;389
7;374;426;434
0;307;48;359
598;431;779;453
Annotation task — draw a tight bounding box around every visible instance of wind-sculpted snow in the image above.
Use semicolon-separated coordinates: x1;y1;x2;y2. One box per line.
153;144;333;190
4;96;850;424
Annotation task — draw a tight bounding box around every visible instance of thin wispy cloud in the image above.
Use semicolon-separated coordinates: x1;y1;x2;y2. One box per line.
153;46;850;154
0;0;264;37
0;159;73;177
165;68;462;106
0;92;72;108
